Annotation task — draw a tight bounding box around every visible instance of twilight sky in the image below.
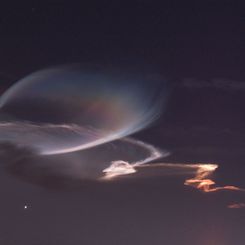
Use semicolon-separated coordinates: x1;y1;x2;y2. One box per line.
0;1;245;244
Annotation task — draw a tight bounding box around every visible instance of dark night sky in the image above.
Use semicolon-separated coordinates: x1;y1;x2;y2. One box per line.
0;1;245;244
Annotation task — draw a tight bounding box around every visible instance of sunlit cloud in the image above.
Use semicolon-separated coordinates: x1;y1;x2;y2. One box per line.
101;140;245;208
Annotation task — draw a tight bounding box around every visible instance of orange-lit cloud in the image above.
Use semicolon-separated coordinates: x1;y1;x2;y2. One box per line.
102;138;245;208
184;164;244;193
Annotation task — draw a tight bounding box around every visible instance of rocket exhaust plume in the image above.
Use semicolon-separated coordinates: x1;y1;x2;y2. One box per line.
102;139;245;208
102;137;169;179
183;164;245;209
184;164;244;193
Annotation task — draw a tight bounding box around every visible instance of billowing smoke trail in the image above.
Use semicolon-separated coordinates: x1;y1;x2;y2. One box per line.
158;163;245;208
102;137;169;179
122;137;167;166
183;164;245;208
102;140;245;208
184;164;245;193
145;163;245;208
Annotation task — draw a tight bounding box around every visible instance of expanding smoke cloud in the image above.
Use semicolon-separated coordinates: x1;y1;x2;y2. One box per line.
0;65;244;209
